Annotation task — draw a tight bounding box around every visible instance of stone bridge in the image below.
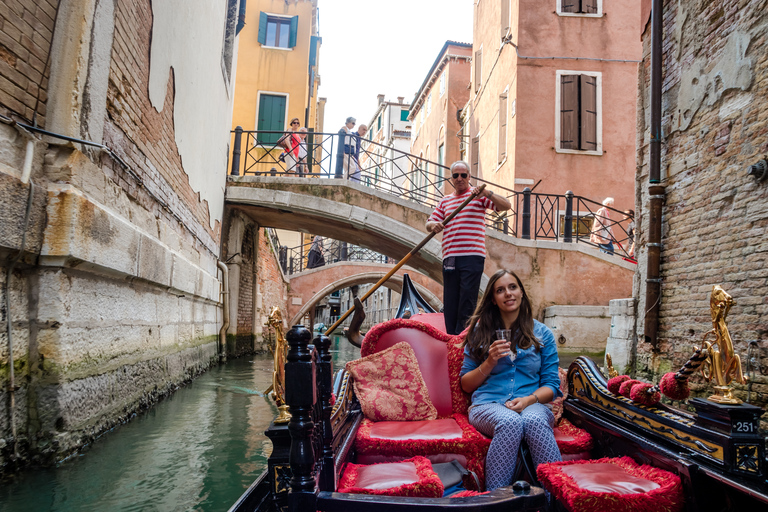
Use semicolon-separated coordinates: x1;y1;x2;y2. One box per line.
286;261;443;325
226;176;635;319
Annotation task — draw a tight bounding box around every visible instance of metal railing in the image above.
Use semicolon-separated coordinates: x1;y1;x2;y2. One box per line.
234;130;637;262
271;232;393;275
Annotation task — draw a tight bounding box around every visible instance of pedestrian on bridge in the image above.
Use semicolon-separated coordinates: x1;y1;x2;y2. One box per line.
340;117;357;179
426;161;511;335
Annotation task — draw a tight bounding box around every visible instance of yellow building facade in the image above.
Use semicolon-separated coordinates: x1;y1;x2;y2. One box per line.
231;0;323;139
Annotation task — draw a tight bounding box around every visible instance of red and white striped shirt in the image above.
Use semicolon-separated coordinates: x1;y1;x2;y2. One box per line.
428;189;495;258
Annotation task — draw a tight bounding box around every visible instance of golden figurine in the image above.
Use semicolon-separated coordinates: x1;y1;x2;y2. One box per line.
265;306;291;424
605;353;619;379
698;285;747;404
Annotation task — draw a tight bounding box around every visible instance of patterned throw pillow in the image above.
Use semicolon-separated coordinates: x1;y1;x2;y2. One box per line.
346;341;438;422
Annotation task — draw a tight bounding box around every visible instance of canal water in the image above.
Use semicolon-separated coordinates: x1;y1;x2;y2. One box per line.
0;335;360;512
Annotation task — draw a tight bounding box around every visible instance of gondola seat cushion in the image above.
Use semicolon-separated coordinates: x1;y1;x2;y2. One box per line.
337;456;444;498
551;368;593;459
346;341;438;421
354;319;489;488
537;456;684;512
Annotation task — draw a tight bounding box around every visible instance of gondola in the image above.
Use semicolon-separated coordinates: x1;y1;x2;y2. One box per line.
229;274;767;512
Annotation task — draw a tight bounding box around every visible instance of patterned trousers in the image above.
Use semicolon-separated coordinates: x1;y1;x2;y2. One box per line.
469;402;562;491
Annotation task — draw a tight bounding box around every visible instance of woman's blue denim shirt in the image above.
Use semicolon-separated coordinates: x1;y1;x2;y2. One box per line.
460;320;562;406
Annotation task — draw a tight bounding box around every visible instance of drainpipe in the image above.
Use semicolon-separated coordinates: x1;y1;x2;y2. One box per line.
217;261;229;362
236;0;246;35
644;0;665;351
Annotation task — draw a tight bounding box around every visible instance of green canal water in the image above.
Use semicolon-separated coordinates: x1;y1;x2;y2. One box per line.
0;335;360;512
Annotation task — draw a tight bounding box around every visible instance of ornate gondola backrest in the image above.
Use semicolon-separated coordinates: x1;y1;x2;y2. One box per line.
361;318;469;417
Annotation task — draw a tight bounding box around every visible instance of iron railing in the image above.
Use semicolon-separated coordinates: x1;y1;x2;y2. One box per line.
234;130;637;262
271;232;393;275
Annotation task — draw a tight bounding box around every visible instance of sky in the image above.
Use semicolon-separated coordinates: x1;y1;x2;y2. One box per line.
317;1;473;132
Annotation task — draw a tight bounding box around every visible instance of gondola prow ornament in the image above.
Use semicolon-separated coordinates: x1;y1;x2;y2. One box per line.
699;285;748;404
266;307;292;423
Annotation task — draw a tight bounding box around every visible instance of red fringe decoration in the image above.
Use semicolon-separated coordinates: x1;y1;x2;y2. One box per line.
537;456;684;512
618;379;642;398
606;375;630;394
338;456;444;497
630;383;661;407
555;418;594;454
449;490;489;498
660;372;690;401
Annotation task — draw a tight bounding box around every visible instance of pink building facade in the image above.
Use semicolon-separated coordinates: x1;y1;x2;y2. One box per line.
468;0;641;217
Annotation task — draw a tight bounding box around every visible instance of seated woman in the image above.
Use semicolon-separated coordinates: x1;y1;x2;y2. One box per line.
460;269;562;490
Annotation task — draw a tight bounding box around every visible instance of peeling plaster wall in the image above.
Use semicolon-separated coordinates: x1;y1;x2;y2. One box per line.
149;0;233;228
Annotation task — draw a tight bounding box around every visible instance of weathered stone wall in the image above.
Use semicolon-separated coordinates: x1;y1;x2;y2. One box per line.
1;0;233;470
255;227;289;352
0;0;57;125
635;1;768;417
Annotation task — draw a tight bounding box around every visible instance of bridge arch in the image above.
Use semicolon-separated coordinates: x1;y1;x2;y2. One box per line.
288;268;442;326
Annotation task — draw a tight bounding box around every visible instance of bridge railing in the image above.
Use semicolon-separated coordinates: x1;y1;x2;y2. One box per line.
233;129;636;262
272;232;393;275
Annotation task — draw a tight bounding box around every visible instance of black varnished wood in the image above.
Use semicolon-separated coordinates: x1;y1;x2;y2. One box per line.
314;333;336;492
285;324;317;512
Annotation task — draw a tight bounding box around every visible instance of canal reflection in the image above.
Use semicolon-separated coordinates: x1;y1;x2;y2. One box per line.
0;334;358;512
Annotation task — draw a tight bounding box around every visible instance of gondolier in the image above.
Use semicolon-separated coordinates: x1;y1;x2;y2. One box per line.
426;161;510;335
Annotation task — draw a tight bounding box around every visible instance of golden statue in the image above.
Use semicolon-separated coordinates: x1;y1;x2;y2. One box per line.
698;285;747;404
605;353;619;379
266;306;291;424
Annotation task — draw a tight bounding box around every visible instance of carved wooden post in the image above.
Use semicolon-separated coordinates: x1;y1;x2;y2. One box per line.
564;190;574;243
314;333;336;491
285;324;317;511
522;187;531;240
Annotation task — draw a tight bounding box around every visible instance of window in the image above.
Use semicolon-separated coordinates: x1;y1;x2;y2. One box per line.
501;0;511;38
471;136;480;175
474;48;483;93
438;143;445;167
557;0;602;16
426;93;432;116
256;93;287;144
377;115;381;131
556;71;601;154
400;109;409;121
258;12;298;48
221;0;239;86
498;92;508;165
439;72;446;96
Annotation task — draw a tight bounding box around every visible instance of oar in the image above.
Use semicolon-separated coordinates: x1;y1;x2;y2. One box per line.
323;184;487;336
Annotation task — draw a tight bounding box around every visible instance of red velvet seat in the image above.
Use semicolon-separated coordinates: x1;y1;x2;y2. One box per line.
537;456;684;512
354;318;490;489
337;456;444;497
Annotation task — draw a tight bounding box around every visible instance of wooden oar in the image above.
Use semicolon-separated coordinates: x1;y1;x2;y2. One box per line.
323;184;487;336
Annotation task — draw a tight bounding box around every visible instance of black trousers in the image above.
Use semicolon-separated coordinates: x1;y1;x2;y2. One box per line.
442;255;485;335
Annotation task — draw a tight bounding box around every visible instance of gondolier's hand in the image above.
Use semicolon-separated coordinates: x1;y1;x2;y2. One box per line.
426;221;444;233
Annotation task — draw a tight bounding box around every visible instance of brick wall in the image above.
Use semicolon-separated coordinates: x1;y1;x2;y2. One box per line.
257;228;289;349
0;0;57;125
636;0;768;416
103;0;219;252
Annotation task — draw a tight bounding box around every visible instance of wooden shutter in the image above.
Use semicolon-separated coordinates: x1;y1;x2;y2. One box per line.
584;0;599;14
471;137;480;175
501;0;510;38
580;75;598;151
257;12;268;44
288;16;298;48
258;95;286;144
560;75;579;150
498;94;508;163
309;35;319;66
560;1;579;13
474;49;482;92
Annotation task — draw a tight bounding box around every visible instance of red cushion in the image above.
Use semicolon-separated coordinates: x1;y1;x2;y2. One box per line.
357;453;468;467
369;418;464;440
346;342;437;421
409;312;446;332
338;456;443;497
554;418;594;454
537;456;684;512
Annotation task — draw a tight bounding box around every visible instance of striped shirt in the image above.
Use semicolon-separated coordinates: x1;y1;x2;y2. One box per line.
428;189;495;258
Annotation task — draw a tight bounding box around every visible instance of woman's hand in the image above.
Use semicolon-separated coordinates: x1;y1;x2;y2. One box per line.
505;395;536;413
487;339;512;364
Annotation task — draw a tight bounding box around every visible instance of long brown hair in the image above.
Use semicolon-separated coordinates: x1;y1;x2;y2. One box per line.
464;269;540;361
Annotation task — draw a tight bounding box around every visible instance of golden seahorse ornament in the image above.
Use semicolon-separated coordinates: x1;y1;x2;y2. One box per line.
698;285;747;404
266;306;291;423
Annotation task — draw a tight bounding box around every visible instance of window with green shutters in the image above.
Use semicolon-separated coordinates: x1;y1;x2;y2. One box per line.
400;109;409;122
258;12;298;48
257;94;287;144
